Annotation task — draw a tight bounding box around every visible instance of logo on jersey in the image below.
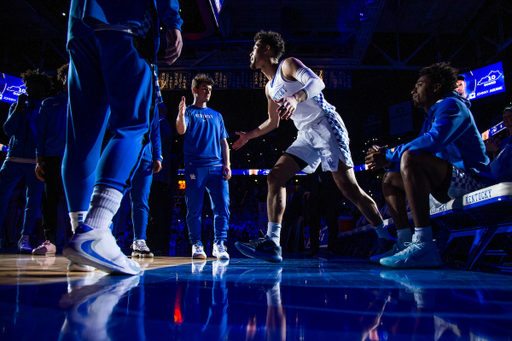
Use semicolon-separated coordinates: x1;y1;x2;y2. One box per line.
272;85;287;101
190;174;196;180
195;113;213;119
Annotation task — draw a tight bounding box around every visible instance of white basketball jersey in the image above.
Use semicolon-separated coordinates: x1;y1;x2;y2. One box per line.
267;62;326;131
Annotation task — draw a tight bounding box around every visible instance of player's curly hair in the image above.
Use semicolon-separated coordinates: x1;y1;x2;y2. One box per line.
20;69;52;95
419;62;458;95
254;30;285;60
192;73;214;90
57;63;69;83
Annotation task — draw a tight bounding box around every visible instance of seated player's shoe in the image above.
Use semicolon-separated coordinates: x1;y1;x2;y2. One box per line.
131;239;154;258
368;238;395;261
18;236;32;254
369;240;405;264
191;260;207;274
379;238;443;269
32;240;57;256
212;240;230;260
68;261;96;272
63;224;141;275
212;259;229;280
235;234;282;263
192;242;207;259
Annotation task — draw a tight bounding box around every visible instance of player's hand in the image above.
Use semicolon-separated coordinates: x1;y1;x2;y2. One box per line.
15;94;28;113
178;96;186;116
275;95;299;120
222;165;231;180
165;28;183;65
485;139;499;153
365;147;390;170
35;162;45;182
233;132;249;150
153;160;162;173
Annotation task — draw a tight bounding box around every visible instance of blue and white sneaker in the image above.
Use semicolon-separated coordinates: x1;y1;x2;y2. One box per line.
63;225;140;275
379;239;443;269
235;234;282;263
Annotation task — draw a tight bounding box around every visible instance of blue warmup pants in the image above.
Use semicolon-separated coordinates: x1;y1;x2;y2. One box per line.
185;165;230;243
130;159;153;241
111;159;153;240
0;161;43;236
63;30;153;213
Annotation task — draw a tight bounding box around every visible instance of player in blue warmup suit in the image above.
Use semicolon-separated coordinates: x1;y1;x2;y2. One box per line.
33;64;69;256
62;0;183;274
176;74;232;261
127;93;163;258
1;69;51;253
365;62;495;268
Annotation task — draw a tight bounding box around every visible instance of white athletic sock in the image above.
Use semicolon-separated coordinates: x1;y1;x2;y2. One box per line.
413;226;433;243
396;228;413;247
373;222;391;240
69;211;88;233
267;222;281;245
84;185;123;230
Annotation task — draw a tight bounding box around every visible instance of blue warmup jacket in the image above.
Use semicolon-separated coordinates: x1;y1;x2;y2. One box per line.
36;91;67;157
385;92;491;176
4;99;42;160
68;0;182;45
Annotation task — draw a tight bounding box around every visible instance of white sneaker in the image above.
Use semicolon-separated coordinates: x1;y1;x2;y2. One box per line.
380;239;443;269
131;240;154;258
63;225;140;275
67;261;96;272
212;241;230;260
192;242;207;259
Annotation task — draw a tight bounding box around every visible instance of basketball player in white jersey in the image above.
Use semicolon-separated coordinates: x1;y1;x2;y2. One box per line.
233;30;386;263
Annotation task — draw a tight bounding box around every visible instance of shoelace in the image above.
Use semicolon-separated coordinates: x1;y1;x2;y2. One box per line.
394;241;425;256
216;243;227;253
136;241;150;251
193;244;204;253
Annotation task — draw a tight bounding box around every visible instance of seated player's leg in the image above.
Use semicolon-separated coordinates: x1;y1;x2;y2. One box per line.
380;150;449;269
369;171;411;263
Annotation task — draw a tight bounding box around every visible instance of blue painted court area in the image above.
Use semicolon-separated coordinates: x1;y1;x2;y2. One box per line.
1;257;511;340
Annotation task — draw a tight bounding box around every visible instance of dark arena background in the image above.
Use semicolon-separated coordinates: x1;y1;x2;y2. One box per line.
1;1;512;340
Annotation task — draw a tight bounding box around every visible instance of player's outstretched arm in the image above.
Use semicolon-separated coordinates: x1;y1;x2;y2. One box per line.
176;96;187;135
232;86;280;150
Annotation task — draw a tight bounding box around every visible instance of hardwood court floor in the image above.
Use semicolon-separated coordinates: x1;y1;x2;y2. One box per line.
1;253;511;340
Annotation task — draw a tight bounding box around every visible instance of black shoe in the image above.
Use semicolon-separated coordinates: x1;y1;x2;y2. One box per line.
235;234;283;263
326;251;335;258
